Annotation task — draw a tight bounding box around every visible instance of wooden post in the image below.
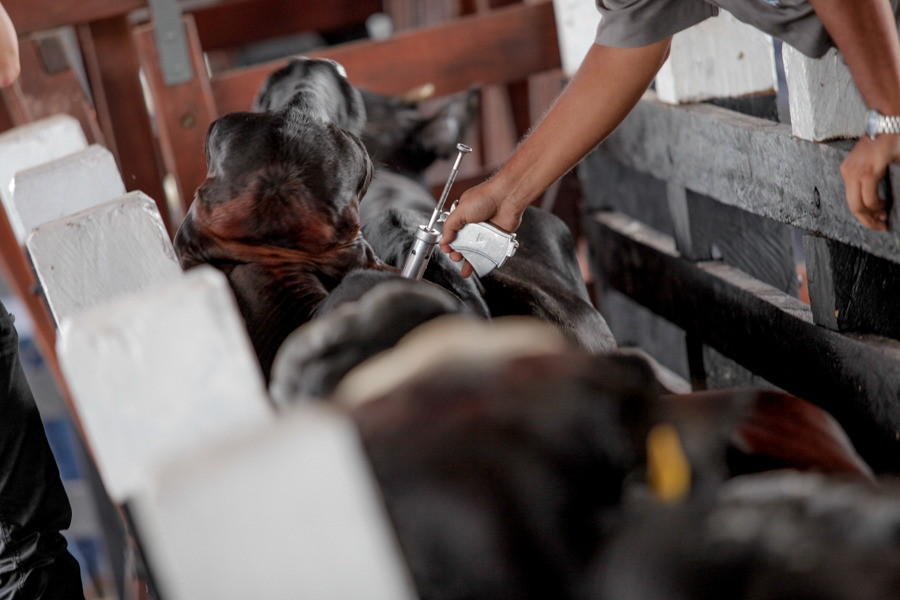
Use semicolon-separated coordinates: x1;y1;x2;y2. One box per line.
133;15;217;217
654;11;777;105
804;234;900;339
78;16;172;231
1;33;106;145
578;150;690;379
782;44;866;142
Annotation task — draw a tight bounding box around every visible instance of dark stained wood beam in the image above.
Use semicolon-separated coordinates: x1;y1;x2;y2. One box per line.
804;234;900;339
212;0;560;115
192;0;382;51
5;0;145;35
585;209;900;474
596;93;900;265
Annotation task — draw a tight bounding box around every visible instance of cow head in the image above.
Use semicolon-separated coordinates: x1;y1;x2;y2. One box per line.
176;58;373;268
360;86;480;176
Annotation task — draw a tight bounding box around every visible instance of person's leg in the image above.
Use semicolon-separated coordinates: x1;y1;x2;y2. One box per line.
0;299;84;599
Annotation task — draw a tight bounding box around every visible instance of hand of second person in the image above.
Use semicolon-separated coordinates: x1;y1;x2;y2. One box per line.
439;178;525;278
840;133;900;231
0;3;20;88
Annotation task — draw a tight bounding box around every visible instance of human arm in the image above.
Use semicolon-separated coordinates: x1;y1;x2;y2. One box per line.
440;38;672;276
810;0;900;230
0;2;19;88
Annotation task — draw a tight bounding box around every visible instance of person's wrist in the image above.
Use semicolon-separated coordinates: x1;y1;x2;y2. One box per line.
486;170;534;214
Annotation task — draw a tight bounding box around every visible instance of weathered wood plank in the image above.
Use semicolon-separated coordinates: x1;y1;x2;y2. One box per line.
782;44;865;142
27;192;182;326
595;93;900;264
585;209;900;473
668;188;798;296
130;406;417;600
655;12;776;105
57;266;272;502
804;234;900;339
578;150;675;237
212;1;560;115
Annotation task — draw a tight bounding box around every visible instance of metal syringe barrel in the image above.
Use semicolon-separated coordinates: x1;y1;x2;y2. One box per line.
400;225;441;279
401;143;471;280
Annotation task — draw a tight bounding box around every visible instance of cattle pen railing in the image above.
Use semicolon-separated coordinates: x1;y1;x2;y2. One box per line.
580;92;900;474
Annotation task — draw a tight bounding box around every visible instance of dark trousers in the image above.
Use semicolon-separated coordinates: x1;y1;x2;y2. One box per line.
0;300;84;599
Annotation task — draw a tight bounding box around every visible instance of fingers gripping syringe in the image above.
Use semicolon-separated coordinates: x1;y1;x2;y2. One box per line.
400;143;472;279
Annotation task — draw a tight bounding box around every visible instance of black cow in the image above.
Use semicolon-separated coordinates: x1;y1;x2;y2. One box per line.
592;470;900;600
175;56;613;383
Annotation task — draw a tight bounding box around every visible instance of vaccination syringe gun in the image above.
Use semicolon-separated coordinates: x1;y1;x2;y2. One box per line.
400;143;519;280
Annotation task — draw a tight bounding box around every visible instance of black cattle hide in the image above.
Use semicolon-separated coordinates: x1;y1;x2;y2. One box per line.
359;86;479;179
178;55;616;385
269;271;481;402
357;86;478;227
363;204;617;354
592;471;900;600
174;60;385;381
352;350;660;600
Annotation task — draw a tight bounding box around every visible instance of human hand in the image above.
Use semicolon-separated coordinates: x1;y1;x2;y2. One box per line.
0;2;20;88
439;178;525;278
840;133;900;231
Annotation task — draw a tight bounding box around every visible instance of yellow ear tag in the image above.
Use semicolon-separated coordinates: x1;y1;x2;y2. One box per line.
647;423;692;502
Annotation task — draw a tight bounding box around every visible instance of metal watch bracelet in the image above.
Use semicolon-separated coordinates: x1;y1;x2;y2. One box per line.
867;109;900;138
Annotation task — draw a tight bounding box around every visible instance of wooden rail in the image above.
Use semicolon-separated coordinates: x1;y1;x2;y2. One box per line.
211;0;559;114
137;0;560;211
582;93;900;473
587;211;900;473
592;94;900;264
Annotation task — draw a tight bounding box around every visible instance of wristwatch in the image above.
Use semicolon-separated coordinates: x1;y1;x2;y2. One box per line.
865;109;900;139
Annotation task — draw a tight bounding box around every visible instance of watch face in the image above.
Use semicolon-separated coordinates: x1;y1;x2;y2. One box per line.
867;109;881;137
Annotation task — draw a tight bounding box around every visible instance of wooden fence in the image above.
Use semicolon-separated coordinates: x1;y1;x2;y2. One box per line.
581;92;900;473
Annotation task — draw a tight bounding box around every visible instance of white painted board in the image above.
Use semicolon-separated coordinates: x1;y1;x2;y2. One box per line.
0;115;87;237
655;11;777;104
10;144;125;244
552;0;602;77
132;404;418;600
26;191;182;325
783;44;866;142
57;266;273;501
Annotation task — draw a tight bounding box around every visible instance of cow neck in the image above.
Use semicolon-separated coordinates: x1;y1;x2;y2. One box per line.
195;217;386;274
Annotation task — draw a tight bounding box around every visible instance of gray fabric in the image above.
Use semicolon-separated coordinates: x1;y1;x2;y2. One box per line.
594;0;717;50
595;0;900;58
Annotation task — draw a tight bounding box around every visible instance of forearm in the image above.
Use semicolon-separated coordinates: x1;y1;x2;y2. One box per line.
809;0;900;113
489;38;672;211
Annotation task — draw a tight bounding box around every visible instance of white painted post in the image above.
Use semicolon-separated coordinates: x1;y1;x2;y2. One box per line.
57;266;273;502
0;115;87;232
131;404;418;600
26;191;182;326
9;144;126;244
782;45;866;142
655;11;777;104
551;0;602;78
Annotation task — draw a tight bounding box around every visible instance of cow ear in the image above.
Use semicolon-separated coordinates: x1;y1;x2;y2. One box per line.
416;87;479;159
359;151;374;198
